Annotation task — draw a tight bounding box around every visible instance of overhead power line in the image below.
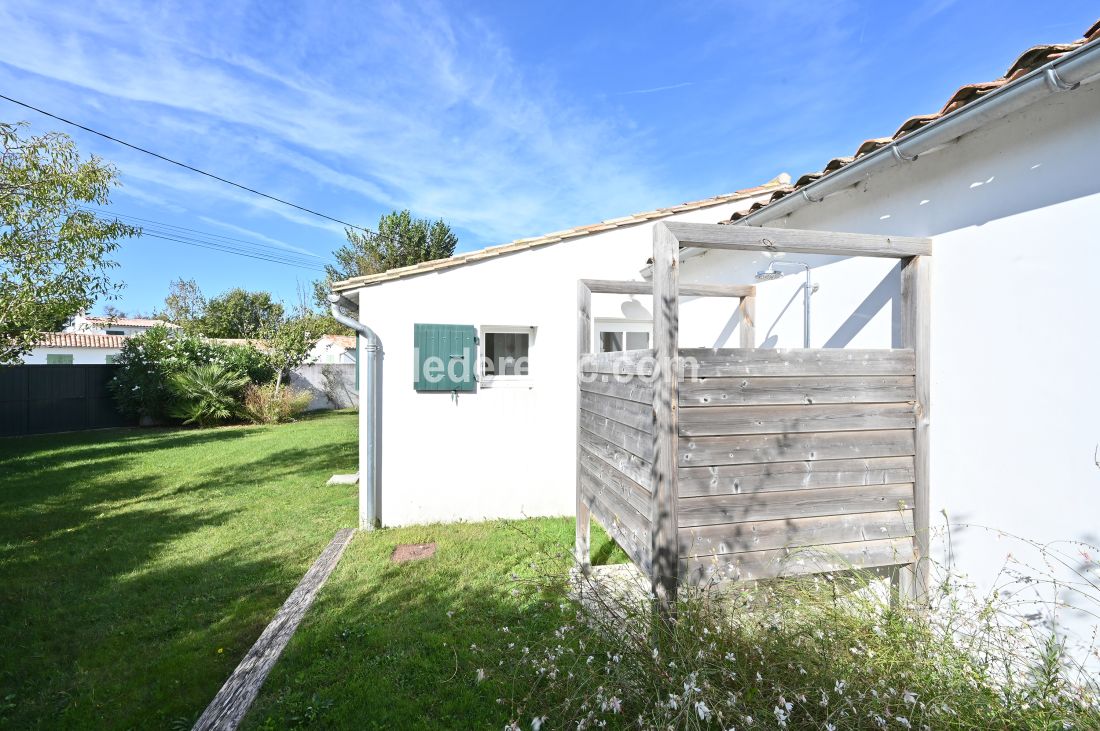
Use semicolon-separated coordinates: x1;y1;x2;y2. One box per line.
1;92;388;237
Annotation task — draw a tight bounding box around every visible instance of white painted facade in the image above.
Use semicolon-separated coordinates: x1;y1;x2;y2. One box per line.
679;79;1100;646
21;346;122;364
351;194;775;526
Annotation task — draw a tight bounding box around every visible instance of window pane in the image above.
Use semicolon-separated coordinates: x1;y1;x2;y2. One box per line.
625;331;650;350
47;354;74;365
600;331;624;352
105;354;119;364
485;332;529;376
106;329;125;335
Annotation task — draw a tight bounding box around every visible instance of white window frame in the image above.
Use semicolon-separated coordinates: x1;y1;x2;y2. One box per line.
479;325;535;388
594;319;652;353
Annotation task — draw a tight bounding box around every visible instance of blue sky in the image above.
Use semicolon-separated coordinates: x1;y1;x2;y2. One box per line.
1;1;1095;316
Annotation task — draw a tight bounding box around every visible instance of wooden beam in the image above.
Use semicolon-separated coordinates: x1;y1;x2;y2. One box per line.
739;289;756;348
664;222;932;258
901;255;931;603
650;223;680;611
576;281;592;573
193;529;355;731
581;278;753;298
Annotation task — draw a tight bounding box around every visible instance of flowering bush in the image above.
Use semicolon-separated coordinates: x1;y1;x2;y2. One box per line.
109;325;273;421
485;528;1100;730
241;382;313;424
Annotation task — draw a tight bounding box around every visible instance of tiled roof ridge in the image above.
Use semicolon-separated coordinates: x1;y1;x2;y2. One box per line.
727;18;1100;223
83;316;180;328
333;177;789;290
35;332;129;348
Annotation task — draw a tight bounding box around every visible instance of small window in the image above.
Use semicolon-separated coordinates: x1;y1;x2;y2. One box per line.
481;327;534;385
47;354;74;365
106;329;125;335
595;320;651;353
105;354;120;364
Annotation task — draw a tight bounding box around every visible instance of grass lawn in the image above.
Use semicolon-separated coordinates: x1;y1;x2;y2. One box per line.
244;519;625;730
0;412;358;729
0;410;624;729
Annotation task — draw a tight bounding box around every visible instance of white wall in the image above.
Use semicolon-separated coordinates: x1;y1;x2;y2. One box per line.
682;80;1100;648
22;347;121;364
354;196;773;526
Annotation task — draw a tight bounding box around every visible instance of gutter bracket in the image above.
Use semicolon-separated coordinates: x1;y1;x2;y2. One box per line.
892;145;919;163
1044;67;1079;92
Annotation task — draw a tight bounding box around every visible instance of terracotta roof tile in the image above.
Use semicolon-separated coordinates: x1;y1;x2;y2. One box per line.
728;19;1100;223
36;332;128;348
84;316;179;328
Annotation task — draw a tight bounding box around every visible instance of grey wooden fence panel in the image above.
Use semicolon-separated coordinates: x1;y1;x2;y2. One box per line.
677;456;915;497
679;376;915;406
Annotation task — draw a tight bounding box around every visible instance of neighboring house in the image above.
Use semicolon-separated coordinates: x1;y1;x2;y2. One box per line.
65;314;179;337
331;180;788;526
333;19;1099;639
308;335;357;364
21;333;128;364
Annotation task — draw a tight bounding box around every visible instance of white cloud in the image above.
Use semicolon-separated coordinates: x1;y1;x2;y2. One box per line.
0;0;672;245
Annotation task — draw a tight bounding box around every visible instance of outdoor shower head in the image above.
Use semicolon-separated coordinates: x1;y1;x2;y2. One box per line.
755;268;784;281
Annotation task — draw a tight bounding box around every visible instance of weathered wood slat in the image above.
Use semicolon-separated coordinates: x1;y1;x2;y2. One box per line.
679;348;915;378
580;390;654;434
678;483;914;527
581;278;753;298
680;429;915;467
679;376;915;406
580;410;655;462
579;447;651;514
902;254;932;602
580;349;656;375
579;428;653;489
680;537;916;584
580;373;655;405
193;529;355;731
580;471;652;572
679;402;916;437
577;280;592;570
678;509;914;557
677;456;915;497
663;222;933;259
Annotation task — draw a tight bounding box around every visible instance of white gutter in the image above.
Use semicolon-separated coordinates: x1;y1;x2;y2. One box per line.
329;293;382;530
735;38;1100;228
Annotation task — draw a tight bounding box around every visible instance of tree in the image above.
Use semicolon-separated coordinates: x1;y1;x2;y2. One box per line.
266;315;319;395
312;209;458;307
198;288;284;339
101;304;127;321
1;122;139;363
160;277;206;330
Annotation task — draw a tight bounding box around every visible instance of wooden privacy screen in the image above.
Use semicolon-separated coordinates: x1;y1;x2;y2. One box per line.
676;348;917;584
576;223;931;609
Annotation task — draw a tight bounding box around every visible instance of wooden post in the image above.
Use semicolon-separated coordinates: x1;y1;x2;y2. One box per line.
576;280;592;574
739;287;756;349
650;224;680;612
901;255;931;603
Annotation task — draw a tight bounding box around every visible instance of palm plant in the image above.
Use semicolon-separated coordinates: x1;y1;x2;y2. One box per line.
167;362;249;427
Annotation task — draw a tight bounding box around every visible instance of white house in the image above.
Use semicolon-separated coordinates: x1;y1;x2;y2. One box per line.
333;19;1100;643
65;314;179;337
308;335;356;364
332;181;788;526
21;332;128;364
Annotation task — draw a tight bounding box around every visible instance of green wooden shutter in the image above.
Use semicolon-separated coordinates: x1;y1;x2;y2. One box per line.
46;354;74;365
413;324;477;392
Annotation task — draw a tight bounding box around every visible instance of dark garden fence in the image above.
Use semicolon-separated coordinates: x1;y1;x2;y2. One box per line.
0;365;133;437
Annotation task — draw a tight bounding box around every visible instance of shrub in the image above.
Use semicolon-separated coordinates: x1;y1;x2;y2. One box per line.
110;325;273;421
167;363;249;427
241;382;312;424
486;530;1100;730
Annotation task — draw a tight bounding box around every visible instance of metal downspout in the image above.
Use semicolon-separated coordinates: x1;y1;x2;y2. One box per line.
328;293;382;530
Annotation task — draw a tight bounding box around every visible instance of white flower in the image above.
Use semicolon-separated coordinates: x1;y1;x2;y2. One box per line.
834;680;846;695
902;690;917;705
772;705;788;728
695;701;711;720
897;717;911;729
531;717;546;731
476;668;486;683
826;724;837;731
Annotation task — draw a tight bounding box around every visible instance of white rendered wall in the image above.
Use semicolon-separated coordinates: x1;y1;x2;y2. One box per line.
22;347;121;364
682;81;1100;646
354;196;772;526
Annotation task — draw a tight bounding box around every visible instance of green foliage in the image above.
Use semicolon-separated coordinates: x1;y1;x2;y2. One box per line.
241;382;313;424
267;315;321;394
160;277;206;331
0;121;139;363
199;288;284;339
109;325;273;421
313;208;458;307
167;363;249;427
